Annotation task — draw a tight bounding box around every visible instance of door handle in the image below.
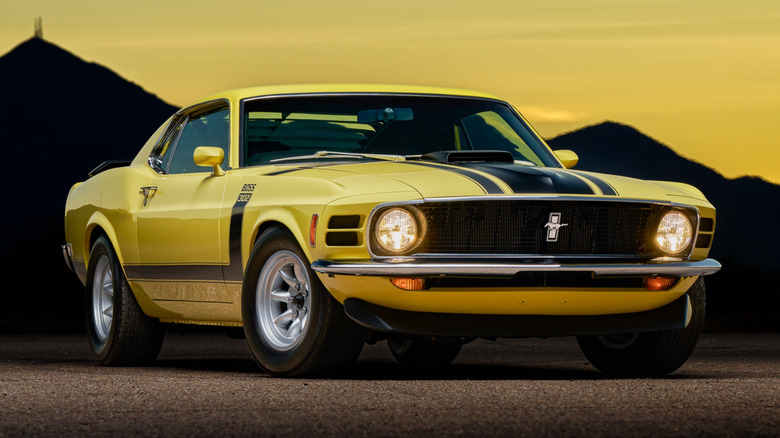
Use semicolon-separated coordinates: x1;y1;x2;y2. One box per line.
139;186;158;206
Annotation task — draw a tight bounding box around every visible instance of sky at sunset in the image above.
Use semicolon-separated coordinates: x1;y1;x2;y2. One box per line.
3;0;779;184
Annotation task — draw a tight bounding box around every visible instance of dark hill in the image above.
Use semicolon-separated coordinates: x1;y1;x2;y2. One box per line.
0;37;774;331
0;37;177;332
0;37;178;222
548;122;780;330
547;121;778;269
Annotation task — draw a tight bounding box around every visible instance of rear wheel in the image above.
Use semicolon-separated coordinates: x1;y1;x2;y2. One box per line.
242;228;364;377
577;277;706;376
85;236;164;365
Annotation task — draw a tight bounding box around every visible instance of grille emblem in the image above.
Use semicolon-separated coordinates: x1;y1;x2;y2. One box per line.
544;212;568;242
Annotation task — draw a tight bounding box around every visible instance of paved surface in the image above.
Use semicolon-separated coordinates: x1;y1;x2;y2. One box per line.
0;332;778;437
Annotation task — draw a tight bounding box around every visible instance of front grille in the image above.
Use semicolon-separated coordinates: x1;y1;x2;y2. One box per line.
414;200;669;257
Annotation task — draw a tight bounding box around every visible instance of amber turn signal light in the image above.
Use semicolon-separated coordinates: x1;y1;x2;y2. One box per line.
391;278;426;291
309;214;318;247
643;276;677;291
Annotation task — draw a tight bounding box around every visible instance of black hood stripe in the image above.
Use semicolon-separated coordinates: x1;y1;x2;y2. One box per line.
460;163;595;195
571;172;618;196
407;162;505;194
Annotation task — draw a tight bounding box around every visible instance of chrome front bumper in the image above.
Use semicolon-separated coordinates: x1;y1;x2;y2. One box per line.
311;258;721;278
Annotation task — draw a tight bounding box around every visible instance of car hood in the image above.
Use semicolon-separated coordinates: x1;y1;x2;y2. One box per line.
265;160;711;204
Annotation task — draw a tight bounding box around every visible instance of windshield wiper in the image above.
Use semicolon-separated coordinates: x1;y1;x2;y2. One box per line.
269;151;406;163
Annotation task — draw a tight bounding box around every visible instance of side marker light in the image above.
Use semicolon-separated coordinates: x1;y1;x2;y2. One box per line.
391;278;426;291
644;276;677;291
310;214;318;247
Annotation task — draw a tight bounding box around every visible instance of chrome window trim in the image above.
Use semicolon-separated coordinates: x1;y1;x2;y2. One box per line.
149;98;231;174
237;92;557;168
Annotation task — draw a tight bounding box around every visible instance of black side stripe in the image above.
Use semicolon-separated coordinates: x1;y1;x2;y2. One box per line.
124;264;224;282
124;191;251;284
407;162;505;194
224;191;252;282
572;172;618;196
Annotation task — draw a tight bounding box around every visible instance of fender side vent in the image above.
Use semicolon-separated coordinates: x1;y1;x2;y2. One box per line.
328;215;361;229
326;232;359;246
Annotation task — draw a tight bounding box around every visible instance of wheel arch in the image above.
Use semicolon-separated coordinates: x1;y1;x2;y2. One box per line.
248;208;314;263
84;212;126;269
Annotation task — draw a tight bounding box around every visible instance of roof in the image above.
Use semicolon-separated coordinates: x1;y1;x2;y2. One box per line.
189;84;503;107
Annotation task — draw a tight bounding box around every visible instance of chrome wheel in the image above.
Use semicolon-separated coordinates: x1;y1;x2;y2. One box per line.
91;254;114;342
256;250;311;351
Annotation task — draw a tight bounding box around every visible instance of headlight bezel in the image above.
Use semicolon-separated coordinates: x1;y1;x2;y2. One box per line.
369;205;426;257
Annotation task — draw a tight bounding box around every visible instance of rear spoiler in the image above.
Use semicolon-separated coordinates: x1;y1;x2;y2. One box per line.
88;159;132;178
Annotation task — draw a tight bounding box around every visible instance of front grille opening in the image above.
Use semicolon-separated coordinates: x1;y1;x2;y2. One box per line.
416;200;664;257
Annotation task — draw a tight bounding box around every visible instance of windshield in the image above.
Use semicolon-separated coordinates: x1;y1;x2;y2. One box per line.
242;95;558;167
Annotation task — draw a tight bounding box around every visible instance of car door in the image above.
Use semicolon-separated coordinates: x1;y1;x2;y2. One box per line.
134;102;232;304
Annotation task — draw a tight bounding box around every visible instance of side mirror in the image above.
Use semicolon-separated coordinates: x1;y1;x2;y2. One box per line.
193;146;226;176
553;149;579;169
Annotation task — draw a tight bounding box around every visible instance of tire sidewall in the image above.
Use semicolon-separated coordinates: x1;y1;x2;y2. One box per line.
242;228;324;374
577;277;706;376
85;236;123;362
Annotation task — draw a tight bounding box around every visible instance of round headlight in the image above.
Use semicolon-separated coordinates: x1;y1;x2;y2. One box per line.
656;211;693;254
374;208;420;254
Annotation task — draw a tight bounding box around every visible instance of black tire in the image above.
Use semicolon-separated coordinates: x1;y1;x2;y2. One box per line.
577;277;706;376
388;338;462;368
242;228;365;377
85;236;164;365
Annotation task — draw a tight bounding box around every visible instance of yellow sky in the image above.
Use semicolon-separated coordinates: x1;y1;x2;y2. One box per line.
4;0;780;184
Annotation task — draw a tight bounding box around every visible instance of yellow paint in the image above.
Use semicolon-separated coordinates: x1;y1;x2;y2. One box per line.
320;275;699;316
64;85;717;327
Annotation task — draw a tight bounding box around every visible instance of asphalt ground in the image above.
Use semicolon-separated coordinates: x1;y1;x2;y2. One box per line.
0;332;778;437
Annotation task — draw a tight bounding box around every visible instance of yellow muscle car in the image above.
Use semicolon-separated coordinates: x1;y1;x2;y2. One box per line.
63;84;720;376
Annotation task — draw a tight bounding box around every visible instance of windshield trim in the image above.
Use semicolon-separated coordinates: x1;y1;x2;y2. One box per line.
238;93;559;169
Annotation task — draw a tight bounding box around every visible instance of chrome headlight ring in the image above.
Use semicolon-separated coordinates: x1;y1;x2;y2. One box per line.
655;210;694;255
370;206;426;256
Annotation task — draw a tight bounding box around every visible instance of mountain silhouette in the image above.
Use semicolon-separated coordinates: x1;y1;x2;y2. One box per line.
0;37;177;331
0;38;774;331
548;123;779;330
0;37;177;221
547;122;777;270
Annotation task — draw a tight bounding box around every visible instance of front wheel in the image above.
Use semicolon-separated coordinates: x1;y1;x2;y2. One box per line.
242;228;365;377
85;236;164;365
577;277;706;376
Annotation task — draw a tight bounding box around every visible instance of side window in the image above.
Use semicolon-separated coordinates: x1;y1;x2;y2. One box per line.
150;116;186;173
167;106;230;174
